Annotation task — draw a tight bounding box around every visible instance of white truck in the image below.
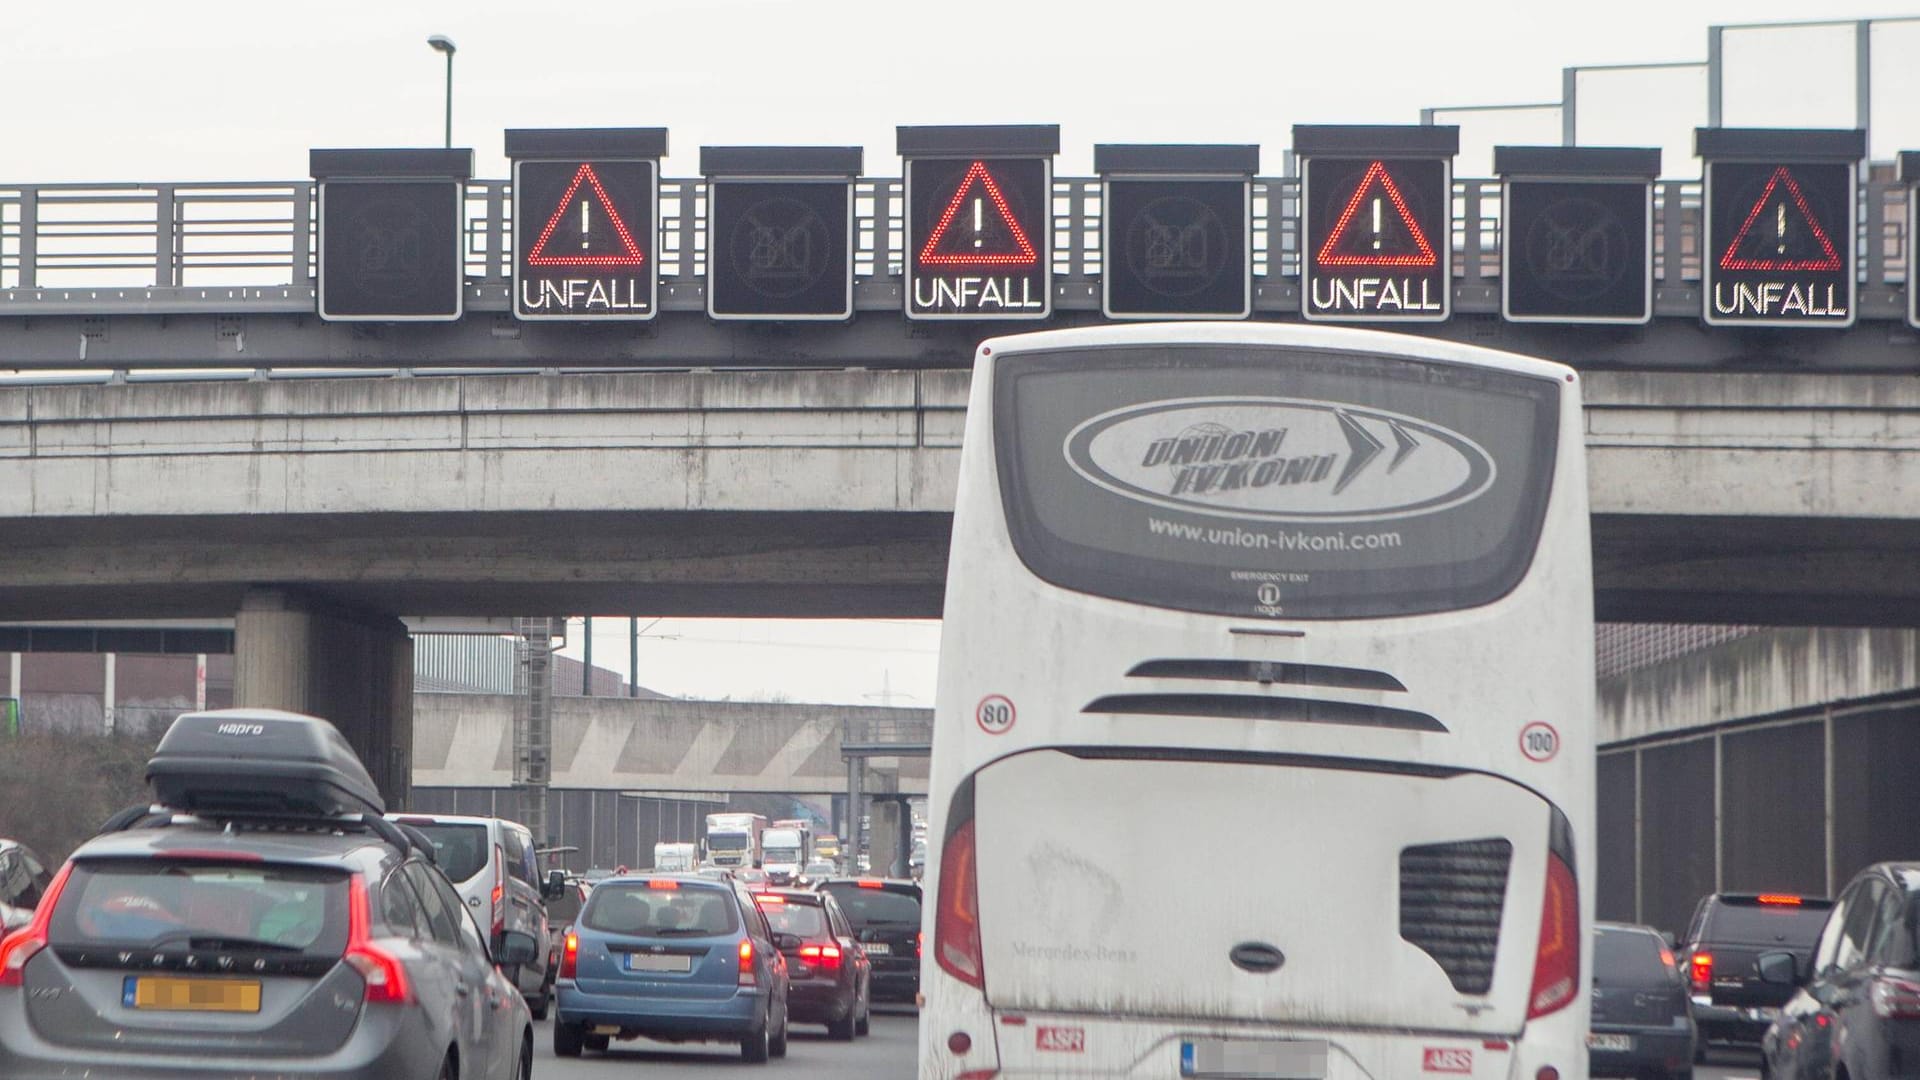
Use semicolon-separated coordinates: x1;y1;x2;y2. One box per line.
761;819;812;884
652;841;698;872
703;812;767;869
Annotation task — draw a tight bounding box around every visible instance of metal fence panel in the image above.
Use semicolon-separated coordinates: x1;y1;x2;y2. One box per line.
1597;751;1639;922
1832;703;1920;885
1721;722;1826;896
1639;739;1717;936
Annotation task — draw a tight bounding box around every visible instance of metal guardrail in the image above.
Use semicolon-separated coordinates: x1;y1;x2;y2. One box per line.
2;175;1908;315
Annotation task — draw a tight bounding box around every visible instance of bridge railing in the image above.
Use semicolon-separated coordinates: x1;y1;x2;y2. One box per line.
2;175;1909;305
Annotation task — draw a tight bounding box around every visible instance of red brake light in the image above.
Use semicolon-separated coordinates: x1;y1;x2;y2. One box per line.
1690;951;1713;990
935;817;985;989
1527;850;1579;1019
344;875;414;1005
755;893;785;904
738;937;757;986
490;845;506;938
647;879;679;891
0;861;72;990
559;932;578;980
1757;894;1803;906
857;879;885;889
154;849;264;862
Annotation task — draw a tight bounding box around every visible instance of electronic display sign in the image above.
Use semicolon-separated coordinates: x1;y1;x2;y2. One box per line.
703;146;860;321
1103;177;1250;320
904;156;1051;320
1301;156;1451;322
1703;160;1853;327
317;182;465;322
1905;152;1920;331
512;159;657;321
1497;150;1656;325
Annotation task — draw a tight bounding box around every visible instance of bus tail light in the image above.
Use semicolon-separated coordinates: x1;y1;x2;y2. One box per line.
1689;951;1713;991
936;780;985;990
1527;812;1579;1020
0;862;72;989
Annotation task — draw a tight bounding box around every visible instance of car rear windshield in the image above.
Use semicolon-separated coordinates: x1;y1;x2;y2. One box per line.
758;900;827;938
821;883;921;927
1594;927;1676;987
1707;899;1834;945
408;824;490;883
582;883;740;937
50;860;349;954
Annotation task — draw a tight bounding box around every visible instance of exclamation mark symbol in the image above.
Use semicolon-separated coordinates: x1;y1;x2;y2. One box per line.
1775;202;1786;255
582;199;591;251
973;198;984;249
1371;198;1383;250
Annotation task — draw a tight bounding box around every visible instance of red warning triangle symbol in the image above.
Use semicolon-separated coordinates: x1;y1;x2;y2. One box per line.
1315;161;1438;268
1718;166;1842;273
918;160;1039;267
524;163;646;268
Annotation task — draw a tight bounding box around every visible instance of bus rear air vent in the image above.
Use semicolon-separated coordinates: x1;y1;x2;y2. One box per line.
1126;659;1406;692
1399;837;1513;995
1081;694;1444;732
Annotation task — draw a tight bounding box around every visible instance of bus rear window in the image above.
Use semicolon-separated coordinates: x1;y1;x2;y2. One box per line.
992;344;1562;619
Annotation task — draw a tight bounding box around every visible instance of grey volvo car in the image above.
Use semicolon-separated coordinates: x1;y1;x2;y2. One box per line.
0;708;538;1080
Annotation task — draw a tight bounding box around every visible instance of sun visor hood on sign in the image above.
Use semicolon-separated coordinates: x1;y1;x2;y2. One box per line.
146;709;385;818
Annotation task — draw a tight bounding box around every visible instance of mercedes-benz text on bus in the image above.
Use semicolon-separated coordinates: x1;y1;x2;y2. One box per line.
921;324;1594;1080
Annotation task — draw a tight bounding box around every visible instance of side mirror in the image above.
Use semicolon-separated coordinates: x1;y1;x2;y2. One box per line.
497;929;540;966
1756;950;1799;987
543;869;567;900
772;932;804;951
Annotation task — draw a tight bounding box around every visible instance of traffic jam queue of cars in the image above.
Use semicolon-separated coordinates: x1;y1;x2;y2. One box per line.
0;707;915;1078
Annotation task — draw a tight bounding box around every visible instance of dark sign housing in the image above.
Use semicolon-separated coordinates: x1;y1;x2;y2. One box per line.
1096;145;1256;320
312;149;471;322
1297;125;1457;324
1903;151;1920;331
900;125;1057;321
507;128;666;322
1698;128;1862;329
703;147;860;321
1496;146;1659;325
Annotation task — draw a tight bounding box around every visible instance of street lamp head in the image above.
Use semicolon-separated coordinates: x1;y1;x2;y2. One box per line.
427;34;456;56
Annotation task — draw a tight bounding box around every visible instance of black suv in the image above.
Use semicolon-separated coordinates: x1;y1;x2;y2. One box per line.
1675;891;1834;1053
0;708;538;1080
1762;864;1920;1080
817;877;920;1003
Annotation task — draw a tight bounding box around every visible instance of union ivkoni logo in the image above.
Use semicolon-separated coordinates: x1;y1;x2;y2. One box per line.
1063;397;1496;523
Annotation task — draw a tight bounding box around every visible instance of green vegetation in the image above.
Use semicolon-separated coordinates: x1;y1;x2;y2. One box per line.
0;733;159;864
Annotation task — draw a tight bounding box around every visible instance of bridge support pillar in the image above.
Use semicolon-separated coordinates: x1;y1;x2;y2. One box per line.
233;588;413;807
869;795;907;879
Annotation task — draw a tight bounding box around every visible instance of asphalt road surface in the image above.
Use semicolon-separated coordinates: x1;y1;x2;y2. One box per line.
534;1007;919;1079
533;1012;1759;1080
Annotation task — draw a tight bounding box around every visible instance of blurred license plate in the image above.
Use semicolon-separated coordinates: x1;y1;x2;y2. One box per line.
123;976;261;1013
1587;1033;1634;1052
624;953;691;973
1181;1038;1328;1079
863;942;891;955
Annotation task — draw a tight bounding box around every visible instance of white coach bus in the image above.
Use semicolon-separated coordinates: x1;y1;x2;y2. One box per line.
921;324;1594;1080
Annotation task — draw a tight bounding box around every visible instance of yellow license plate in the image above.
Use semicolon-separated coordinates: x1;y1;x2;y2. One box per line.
125;976;262;1013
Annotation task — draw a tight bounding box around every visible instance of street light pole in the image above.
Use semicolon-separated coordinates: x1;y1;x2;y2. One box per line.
426;35;456;149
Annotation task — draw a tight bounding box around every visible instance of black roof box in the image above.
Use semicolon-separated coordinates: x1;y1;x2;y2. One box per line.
146;709;385;819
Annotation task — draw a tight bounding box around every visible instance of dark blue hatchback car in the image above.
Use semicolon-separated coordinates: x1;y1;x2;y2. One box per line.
553;873;790;1063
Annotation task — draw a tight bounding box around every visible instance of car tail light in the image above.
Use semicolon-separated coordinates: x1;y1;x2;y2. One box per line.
799;943;843;969
936;809;984;989
490;844;506;942
344;875;414;1005
738;938;757;987
1527;815;1579;1020
1757;894;1803;906
1689;951;1713;991
1873;977;1920;1019
647;879;679;891
918;931;924;958
0;862;72;990
559;932;578;980
857;879;885;889
755;893;784;905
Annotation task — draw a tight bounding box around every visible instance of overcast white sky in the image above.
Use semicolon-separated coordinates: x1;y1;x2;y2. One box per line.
3;2;1905;703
